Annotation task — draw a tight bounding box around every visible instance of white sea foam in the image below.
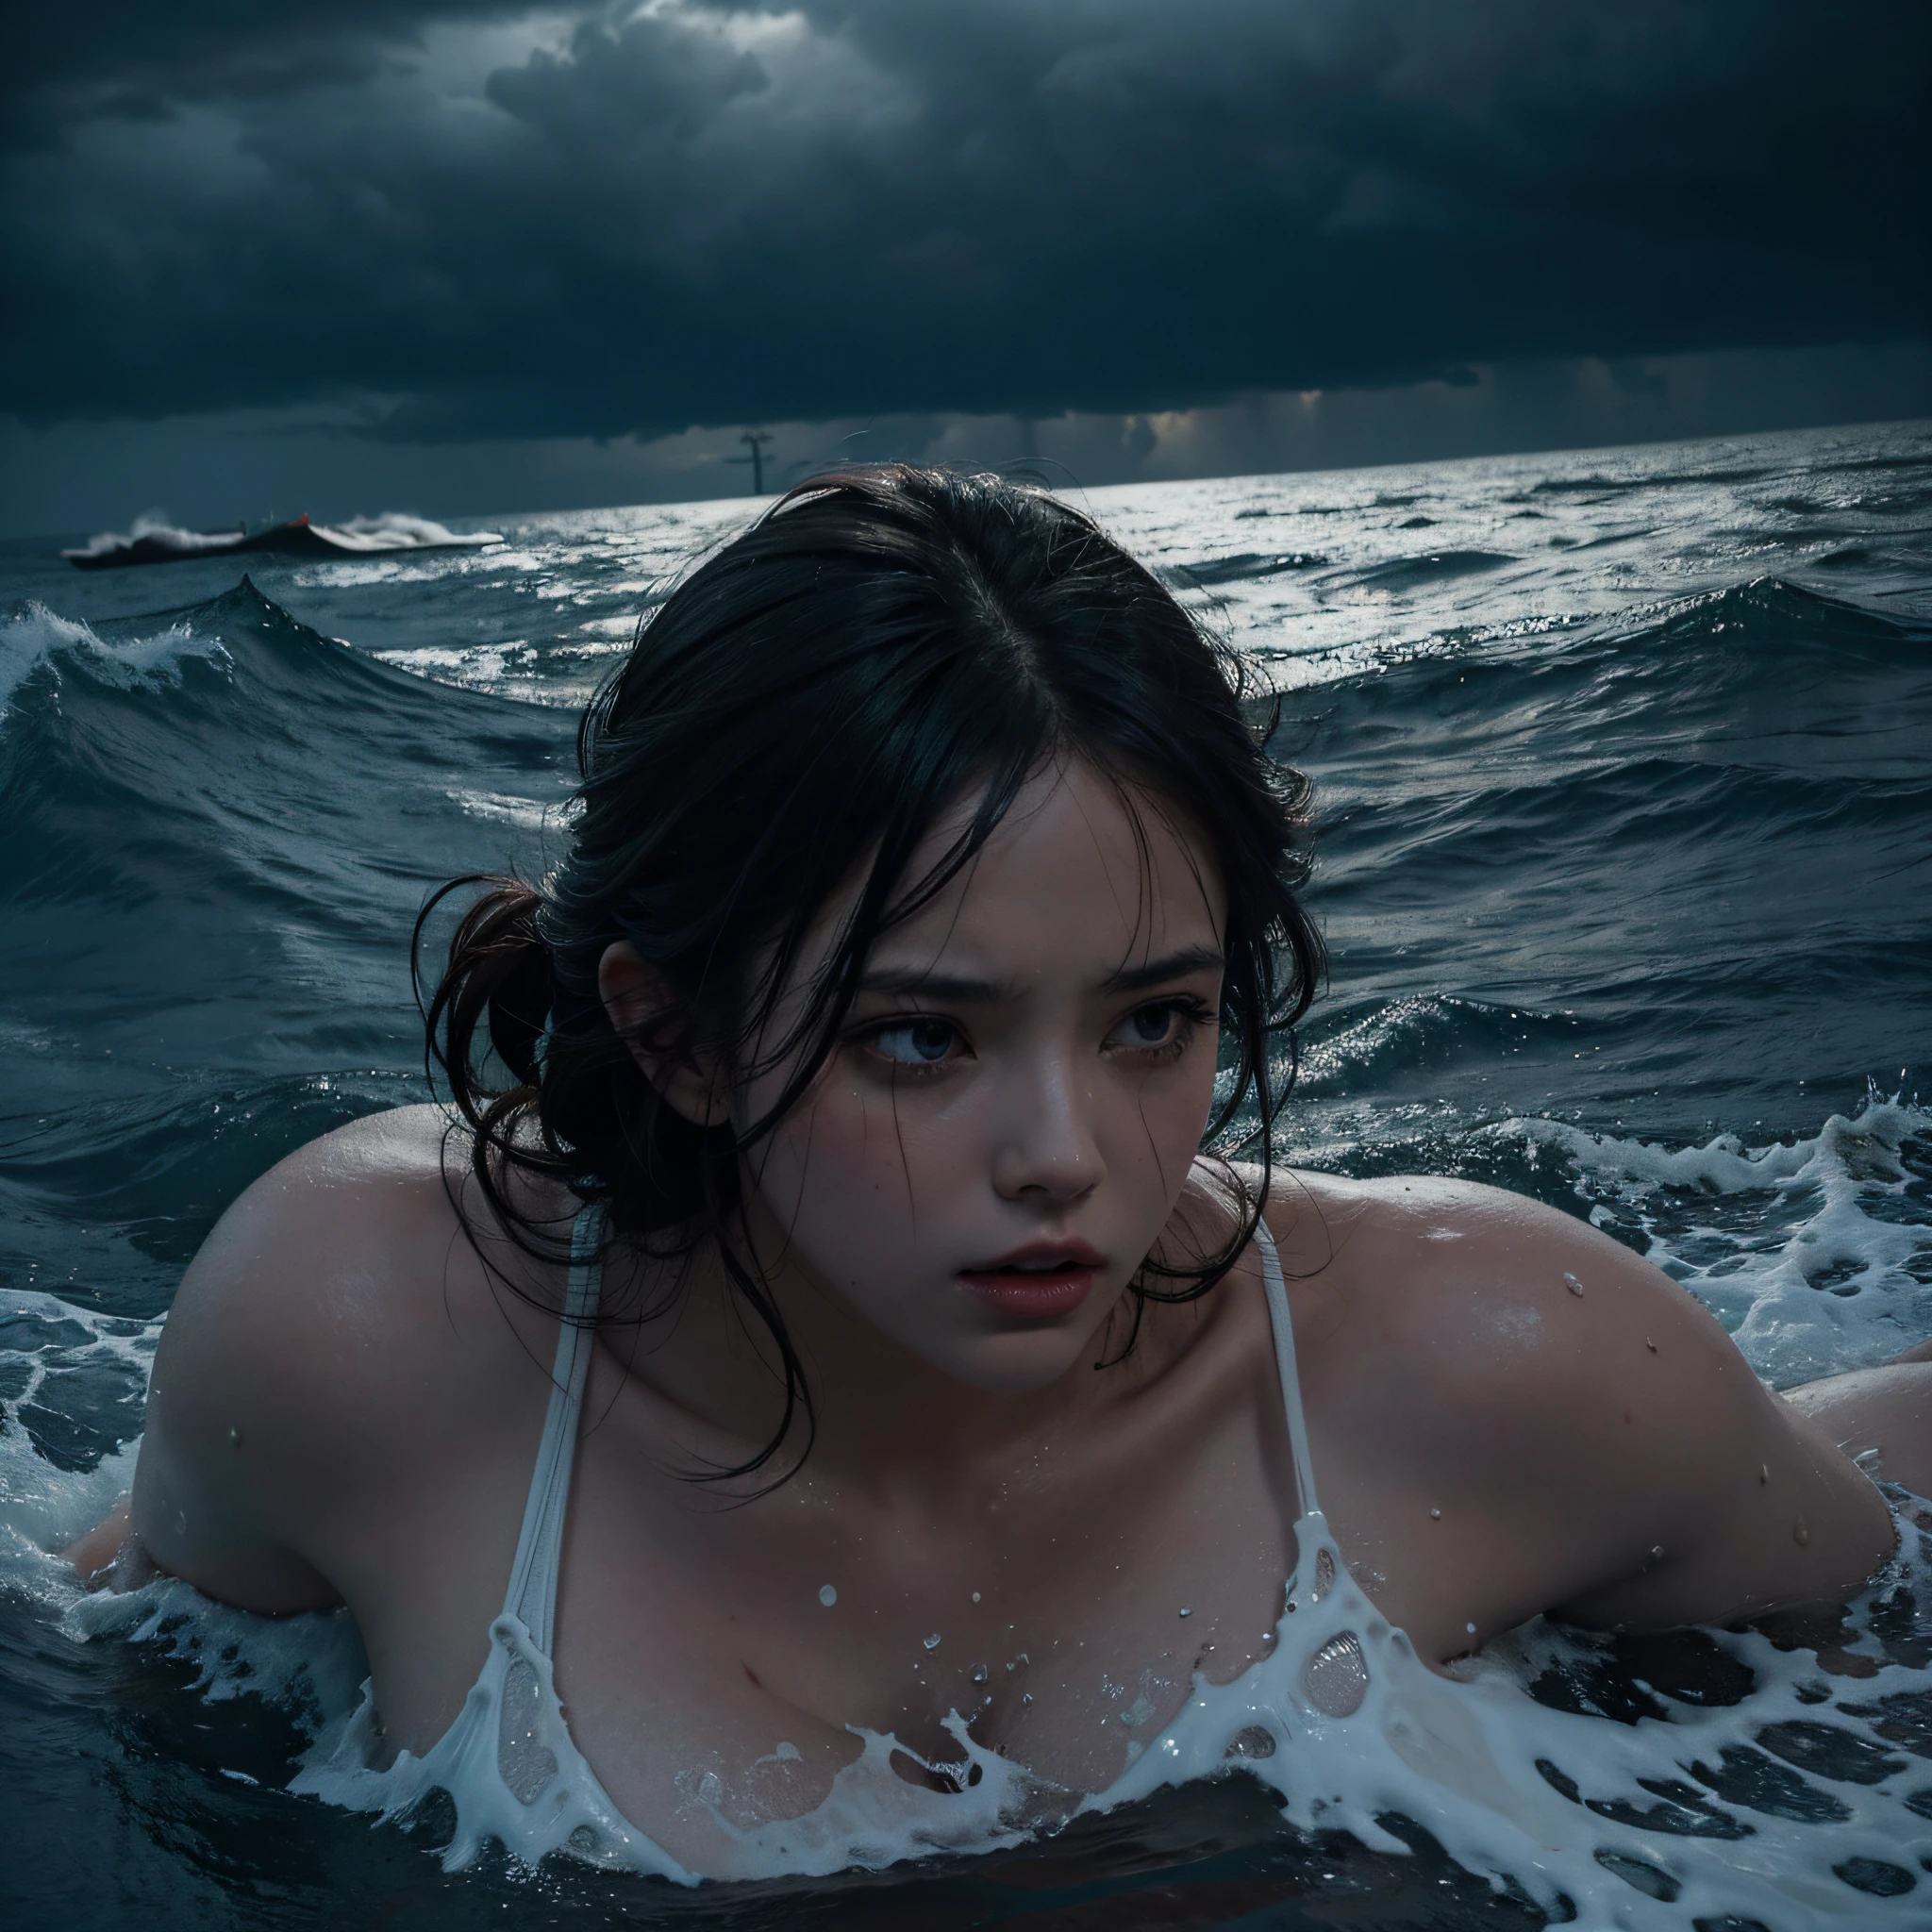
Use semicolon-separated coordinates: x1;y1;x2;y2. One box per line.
61;514;243;559
1494;1093;1932;1388
0;1292;151;1558
0;600;233;720
61;511;499;560
312;512;498;551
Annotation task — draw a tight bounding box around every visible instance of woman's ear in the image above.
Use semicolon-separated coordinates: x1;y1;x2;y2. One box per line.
597;941;731;1128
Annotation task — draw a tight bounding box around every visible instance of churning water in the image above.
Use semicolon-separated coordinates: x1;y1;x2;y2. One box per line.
4;421;1931;1926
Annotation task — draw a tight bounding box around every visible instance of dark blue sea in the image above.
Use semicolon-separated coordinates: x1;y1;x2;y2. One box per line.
4;421;1931;1925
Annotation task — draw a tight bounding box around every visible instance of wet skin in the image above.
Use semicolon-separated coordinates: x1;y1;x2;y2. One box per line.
71;759;1914;1874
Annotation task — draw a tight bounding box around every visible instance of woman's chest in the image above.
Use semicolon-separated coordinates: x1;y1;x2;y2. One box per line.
541;1409;1301;1864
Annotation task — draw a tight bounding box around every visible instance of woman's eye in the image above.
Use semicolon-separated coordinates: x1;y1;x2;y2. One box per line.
868;1019;960;1066
1108;1002;1200;1054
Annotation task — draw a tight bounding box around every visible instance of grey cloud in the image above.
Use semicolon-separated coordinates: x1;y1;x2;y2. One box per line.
487;12;771;144
4;5;518;144
4;2;1925;444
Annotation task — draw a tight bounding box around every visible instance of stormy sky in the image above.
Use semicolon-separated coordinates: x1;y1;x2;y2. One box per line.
5;1;1928;535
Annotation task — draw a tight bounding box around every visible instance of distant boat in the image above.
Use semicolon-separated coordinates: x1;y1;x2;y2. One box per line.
64;511;500;571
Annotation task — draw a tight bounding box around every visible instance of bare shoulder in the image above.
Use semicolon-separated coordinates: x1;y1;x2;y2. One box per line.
129;1105;557;1609
1261;1167;1716;1372
158;1104;496;1391
1257;1168;1893;1628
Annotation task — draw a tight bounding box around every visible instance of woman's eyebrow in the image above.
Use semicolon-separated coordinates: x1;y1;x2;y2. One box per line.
857;965;1008;1001
857;946;1224;1003
1099;945;1225;995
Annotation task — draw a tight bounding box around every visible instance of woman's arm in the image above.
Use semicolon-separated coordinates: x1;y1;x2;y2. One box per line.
64;1496;138;1587
1783;1357;1932;1498
73;1157;350;1609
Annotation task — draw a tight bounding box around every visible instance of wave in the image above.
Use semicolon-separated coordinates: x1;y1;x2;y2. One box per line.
1292;994;1589;1099
0;581;575;1101
0;1071;421;1307
1617;574;1930;658
1271;570;1932;1140
62;511;501;571
0;580;570;896
1340;548;1517;590
64;517;241;558
320;513;499;552
1297;578;1932;775
1161;550;1325;587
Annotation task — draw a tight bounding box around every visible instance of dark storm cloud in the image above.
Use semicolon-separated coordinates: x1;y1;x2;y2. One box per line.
2;4;531;147
5;2;1926;442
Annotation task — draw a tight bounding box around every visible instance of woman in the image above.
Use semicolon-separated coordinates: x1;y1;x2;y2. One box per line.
68;464;1929;1883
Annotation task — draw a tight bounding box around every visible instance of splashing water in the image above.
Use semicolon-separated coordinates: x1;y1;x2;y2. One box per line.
8;1103;1932;1924
1501;1094;1932;1391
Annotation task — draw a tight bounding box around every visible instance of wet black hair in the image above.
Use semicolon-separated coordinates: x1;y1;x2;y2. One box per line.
419;462;1322;1480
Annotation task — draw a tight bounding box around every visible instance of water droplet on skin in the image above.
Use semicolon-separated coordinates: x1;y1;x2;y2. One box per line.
1178;1607;1191;1618
1429;1507;1441;1520
818;1585;838;1607
1794;1519;1810;1547
1563;1273;1585;1296
971;1591;980;1603
1645;1337;1657;1353
227;1427;242;1448
1466;1622;1477;1636
924;1632;941;1650
970;1664;989;1684
1021;1692;1033;1705
1651;1545;1666;1562
1760;1464;1771;1485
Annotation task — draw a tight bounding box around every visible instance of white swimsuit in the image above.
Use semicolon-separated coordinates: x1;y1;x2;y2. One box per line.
296;1206;1391;1883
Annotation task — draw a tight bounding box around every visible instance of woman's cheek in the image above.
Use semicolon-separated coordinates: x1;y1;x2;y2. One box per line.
758;1081;938;1255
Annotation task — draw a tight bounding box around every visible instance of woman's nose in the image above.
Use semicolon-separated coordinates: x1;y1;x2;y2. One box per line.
991;1052;1104;1202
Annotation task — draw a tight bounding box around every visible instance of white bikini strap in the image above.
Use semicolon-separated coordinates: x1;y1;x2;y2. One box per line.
501;1203;605;1650
1251;1213;1321;1520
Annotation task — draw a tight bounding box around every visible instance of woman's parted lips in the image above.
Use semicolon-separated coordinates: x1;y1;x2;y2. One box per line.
960;1238;1106;1274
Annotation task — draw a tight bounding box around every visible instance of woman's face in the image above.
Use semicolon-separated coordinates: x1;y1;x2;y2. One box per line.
734;758;1228;1393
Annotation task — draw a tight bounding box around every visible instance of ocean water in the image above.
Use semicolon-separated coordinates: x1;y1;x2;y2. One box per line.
3;421;1930;1926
